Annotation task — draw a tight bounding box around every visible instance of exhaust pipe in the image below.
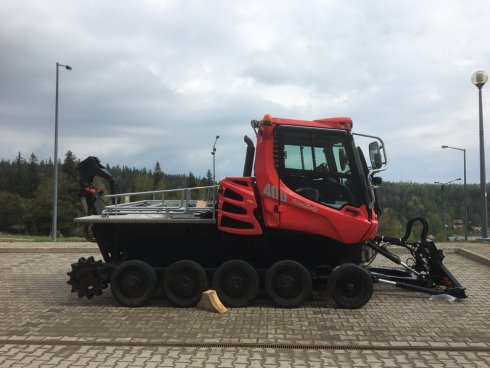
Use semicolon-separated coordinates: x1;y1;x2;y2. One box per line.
243;135;255;177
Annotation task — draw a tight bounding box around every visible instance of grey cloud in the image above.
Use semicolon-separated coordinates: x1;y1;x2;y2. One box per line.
1;0;490;184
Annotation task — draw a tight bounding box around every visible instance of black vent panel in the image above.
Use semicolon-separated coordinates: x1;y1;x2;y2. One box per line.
224;189;243;201
222;202;247;215
221;216;254;229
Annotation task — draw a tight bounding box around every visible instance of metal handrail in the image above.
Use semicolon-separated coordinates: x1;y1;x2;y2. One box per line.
102;185;219;220
105;185;218;199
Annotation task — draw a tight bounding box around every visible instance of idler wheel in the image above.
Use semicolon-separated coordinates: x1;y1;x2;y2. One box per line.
163;260;207;307
110;260;157;307
328;263;373;309
213;260;259;307
265;260;312;308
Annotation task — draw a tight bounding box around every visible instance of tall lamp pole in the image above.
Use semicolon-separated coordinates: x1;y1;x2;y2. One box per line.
434;178;461;241
441;145;468;241
52;62;72;241
211;135;219;183
472;70;488;238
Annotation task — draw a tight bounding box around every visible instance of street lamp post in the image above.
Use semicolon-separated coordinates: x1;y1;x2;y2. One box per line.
434;178;461;241
211;135;219;183
472;70;488;238
441;145;468;241
52;62;72;242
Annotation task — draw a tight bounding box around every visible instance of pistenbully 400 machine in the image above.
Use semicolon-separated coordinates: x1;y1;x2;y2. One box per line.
69;114;466;309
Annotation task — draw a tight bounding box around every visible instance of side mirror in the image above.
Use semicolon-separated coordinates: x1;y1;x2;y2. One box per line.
371;176;382;186
339;148;347;171
369;141;383;169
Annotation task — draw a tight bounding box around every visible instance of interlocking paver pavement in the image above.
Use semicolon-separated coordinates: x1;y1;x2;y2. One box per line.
0;345;489;368
0;242;489;367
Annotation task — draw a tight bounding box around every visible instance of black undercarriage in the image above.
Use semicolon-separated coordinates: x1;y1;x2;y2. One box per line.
92;222;363;273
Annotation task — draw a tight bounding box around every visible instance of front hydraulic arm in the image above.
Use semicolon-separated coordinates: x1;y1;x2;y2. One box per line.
365;218;467;299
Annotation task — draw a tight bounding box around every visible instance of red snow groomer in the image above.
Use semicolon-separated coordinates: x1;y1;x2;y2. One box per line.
70;114;466;309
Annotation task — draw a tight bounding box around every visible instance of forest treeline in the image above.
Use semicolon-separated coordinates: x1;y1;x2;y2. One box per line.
0;151;485;240
0;151;213;238
376;181;483;239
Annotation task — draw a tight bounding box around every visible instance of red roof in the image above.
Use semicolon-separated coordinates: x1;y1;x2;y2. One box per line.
266;115;352;131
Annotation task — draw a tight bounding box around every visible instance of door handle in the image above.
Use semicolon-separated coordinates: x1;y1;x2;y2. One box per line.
345;206;361;216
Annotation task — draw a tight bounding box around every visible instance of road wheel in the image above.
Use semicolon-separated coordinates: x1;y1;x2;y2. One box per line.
328;263;373;309
265;260;312;308
164;260;207;307
110;260;157;307
213;260;259;307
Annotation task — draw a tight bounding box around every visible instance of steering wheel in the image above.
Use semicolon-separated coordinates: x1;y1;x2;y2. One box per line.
316;162;329;173
295;187;319;202
328;181;356;204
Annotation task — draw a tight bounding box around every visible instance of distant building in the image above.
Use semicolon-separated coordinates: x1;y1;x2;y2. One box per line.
452;219;464;230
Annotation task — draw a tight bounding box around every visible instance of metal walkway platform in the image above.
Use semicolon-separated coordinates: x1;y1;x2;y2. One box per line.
75;185;218;224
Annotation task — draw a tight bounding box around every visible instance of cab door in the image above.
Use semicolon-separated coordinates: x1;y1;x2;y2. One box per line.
276;126;375;244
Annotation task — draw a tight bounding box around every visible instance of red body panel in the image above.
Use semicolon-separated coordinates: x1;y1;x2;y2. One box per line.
275;182;378;243
217;177;263;235
218;114;378;245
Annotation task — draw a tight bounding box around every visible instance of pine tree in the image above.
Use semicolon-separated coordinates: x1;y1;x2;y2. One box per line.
187;171;197;188
26;153;40;196
62;151;78;182
12;152;27;196
153;161;164;190
205;169;213;185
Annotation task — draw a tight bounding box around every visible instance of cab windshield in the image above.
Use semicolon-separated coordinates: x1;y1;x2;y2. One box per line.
278;128;363;209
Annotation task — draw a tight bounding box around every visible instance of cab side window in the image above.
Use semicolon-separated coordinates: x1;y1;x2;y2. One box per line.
279;129;361;209
284;145;315;170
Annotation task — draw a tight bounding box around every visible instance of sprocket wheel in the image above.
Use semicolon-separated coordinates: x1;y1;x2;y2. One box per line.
67;256;109;299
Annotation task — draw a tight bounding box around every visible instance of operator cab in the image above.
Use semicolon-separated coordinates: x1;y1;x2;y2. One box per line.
277;126;364;210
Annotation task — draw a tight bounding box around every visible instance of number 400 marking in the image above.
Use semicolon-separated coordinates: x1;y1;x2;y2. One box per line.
263;183;287;202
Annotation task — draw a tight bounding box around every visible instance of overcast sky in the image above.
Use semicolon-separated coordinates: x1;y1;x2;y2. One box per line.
1;0;490;184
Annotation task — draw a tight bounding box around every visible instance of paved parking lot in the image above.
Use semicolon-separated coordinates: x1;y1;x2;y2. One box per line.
0;242;489;367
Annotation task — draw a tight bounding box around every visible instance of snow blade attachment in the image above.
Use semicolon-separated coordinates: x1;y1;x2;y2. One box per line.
366;217;467;299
